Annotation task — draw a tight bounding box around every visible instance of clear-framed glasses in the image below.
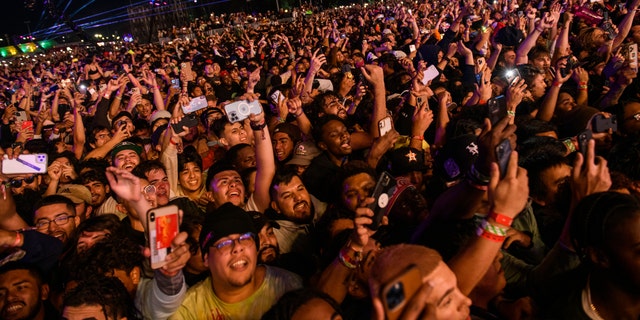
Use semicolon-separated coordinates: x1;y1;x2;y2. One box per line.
35;214;75;230
213;232;255;254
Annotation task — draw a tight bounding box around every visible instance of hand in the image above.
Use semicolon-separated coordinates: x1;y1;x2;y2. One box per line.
488;151;529;218
308;49;327;75
570;139;611;205
571;67;589;84
349;198;385;249
286;97;304;117
553;58;573;85
506;78;527;115
48;162;62;182
503;229;532;249
475;67;494;102
536;12;556;30
105;167;143;203
456;40;473;58
476;117;517;177
248;66;262;88
360;64;385;90
412;102;434;136
158;231;191;277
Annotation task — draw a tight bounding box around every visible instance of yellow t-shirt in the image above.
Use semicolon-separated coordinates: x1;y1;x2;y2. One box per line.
169;266;302;320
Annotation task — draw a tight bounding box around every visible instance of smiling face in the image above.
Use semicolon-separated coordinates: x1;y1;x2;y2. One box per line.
273;132;295;162
210;170;245;207
84;180;110;207
179;162;203;193
145;168;170;206
113;150;140;171
34;203;79;244
271;176;313;224
0;269;48;320
205;233;258;290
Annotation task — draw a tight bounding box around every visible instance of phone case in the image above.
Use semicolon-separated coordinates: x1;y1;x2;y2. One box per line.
495;139;512;177
487;95;506;125
148;205;180;269
378;116;393;137
181;96;208;114
578;129;593;158
422;65;440;85
368;172;397;230
171;114;199;134
2;154;48;175
14;111;28;123
382;265;422;320
224;100;263;123
592;114;618;133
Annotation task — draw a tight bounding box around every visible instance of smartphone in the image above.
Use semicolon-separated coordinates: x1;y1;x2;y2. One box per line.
591;114;618;133
171;114;199;134
504;68;521;86
367;171;397;230
225;100;263;123
577;129;592;158
409;44;416;53
14;111;28;123
495;139;512;177
378;116;393;136
147;205;180;269
422;65;440;85
381;264;422;320
270;90;286;105
129;87;140;96
21;121;33;132
48;84;59;93
181;95;208;114
1;154;48;174
626;43;638;73
180;61;194;82
487;95;506;125
170;78;180;89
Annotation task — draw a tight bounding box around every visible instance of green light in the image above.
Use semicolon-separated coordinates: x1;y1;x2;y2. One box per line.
38;40;56;50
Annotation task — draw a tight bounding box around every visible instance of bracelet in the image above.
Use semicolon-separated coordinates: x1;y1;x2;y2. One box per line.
488;211;513;227
478;99;487;105
13;231;22;247
114;95;122;100
103;93;111;99
250;121;267;131
507;110;516;117
411;135;424;141
345;240;364;253
294;112;304;118
578;84;588;90
338;247;358;269
479;220;509;236
478;229;506;242
277;117;286;124
578;81;587;86
169;137;180;145
552;81;562;88
535;27;544;33
562;138;576;153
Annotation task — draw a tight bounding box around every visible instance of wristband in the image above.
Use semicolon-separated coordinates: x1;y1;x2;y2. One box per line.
478;99;487;105
578;81;587;86
277;117;286;124
535;27;544;33
578;84;588;90
250;121;267;131
338;247;359;269
562;138;576;153
411;135;424;141
103;93;111;99
488;211;514;227
552;81;562;88
169;137;180;146
479;219;509;236
478;229;506;242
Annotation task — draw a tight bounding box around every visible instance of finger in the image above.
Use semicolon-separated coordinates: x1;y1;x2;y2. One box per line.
507;151;519;178
586;139;595;170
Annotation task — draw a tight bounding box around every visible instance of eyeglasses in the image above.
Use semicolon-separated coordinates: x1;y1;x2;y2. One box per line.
213;232;255;254
142;184;156;196
9;176;36;188
35;214;76;230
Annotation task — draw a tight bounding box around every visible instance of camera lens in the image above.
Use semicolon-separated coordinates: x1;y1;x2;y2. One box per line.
385;282;405;310
149;212;155;222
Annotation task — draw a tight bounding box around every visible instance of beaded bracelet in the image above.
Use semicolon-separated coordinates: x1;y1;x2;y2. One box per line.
338;247;359;269
562;138;576;153
478;219;509;237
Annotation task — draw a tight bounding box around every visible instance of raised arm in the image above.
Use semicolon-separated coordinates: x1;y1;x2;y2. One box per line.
515;13;555;65
247;94;275;212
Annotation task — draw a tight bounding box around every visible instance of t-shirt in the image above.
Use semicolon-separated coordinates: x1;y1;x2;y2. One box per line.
169;266;302;320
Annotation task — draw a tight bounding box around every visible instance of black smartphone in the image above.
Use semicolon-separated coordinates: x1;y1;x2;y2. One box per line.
171;114;198;134
591;114;618;133
495;139;512;178
487;95;506;125
577;129;592;159
367;171;397;230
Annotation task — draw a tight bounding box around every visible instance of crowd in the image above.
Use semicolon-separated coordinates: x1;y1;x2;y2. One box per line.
0;0;639;318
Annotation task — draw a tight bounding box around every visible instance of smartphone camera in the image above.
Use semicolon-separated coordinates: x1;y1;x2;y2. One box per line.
149;211;155;222
385;282;406;310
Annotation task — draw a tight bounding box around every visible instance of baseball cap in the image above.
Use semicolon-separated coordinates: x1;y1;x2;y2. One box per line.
57;184;92;204
250;211;280;231
200;203;258;252
386;147;425;176
149;110;171;125
287;141;321;167
273;123;302;144
111;141;142;161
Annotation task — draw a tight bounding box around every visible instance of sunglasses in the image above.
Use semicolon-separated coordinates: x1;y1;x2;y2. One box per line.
9;176;36;188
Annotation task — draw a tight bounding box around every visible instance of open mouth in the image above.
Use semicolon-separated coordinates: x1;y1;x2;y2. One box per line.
229;259;249;270
5;302;25;315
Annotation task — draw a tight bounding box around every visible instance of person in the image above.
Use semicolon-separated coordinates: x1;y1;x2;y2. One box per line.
368;244;472;320
170;203;302;319
0;262;56;320
62;276;139;320
131;160;172;207
261;288;344;320
56;184;94;222
111;141;143;172
33;195;80;245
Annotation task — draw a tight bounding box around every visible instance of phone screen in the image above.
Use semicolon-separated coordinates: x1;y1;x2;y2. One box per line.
148;205;179;269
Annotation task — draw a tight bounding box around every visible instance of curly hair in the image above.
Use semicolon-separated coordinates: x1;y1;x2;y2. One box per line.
63;276;140;320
